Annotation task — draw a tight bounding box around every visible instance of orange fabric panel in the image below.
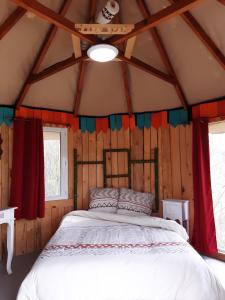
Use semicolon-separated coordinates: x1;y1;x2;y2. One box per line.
16;107;29;118
33;109;42;119
41;110;50;123
200;102;218;118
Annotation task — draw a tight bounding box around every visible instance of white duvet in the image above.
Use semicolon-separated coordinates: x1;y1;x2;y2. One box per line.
17;211;225;300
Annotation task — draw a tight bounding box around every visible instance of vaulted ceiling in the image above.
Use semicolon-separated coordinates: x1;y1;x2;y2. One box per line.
0;0;225;116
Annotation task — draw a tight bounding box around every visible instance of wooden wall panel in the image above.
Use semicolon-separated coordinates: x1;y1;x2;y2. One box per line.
0;124;194;260
0;126;74;260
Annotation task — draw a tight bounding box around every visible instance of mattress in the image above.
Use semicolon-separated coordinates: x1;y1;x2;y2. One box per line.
17;210;225;300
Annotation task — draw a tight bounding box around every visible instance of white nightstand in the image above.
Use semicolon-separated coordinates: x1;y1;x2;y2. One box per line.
162;199;189;234
0;207;17;274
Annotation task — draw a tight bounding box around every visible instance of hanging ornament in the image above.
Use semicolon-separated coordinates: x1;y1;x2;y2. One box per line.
96;1;120;24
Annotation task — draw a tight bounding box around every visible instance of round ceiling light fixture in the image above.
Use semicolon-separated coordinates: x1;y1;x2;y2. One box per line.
87;44;119;62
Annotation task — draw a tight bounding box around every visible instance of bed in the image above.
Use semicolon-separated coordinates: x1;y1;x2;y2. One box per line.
17;210;225;300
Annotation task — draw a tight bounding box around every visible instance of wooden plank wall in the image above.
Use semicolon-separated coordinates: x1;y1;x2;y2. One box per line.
75;125;194;233
0;125;74;260
0;123;194;260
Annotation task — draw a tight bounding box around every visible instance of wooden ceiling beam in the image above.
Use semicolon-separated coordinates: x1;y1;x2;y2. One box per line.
169;0;225;70
89;0;97;23
0;7;26;40
120;62;133;115
107;0;202;45
29;54;87;84
217;0;225;5
73;62;87;116
118;52;176;85
137;0;188;109
11;0;100;44
117;7;134;115
15;0;73;108
73;0;97;116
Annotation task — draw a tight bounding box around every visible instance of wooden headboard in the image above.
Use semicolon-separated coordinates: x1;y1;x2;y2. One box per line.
74;148;159;212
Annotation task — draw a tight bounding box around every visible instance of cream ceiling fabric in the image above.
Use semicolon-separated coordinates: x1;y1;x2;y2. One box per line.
0;0;225;115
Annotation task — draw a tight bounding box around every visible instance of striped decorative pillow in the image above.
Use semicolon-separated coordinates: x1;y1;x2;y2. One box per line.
117;188;154;216
88;188;119;213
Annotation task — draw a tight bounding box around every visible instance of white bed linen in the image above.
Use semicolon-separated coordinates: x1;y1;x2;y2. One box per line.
17;211;225;300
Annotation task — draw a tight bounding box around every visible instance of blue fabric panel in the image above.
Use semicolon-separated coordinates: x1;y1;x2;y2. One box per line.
86;117;96;133
136;113;145;129
115;115;122;130
169;109;189;127
3;108;14;126
0;108;4;126
80;117;87;132
144;112;151;128
109;115;116;130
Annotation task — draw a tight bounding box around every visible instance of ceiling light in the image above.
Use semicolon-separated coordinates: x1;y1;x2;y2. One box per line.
87;44;118;62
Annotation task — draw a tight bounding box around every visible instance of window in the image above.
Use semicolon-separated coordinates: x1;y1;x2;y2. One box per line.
209;121;225;254
43;127;68;201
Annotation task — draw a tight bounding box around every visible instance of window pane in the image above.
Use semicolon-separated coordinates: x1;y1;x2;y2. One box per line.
209;129;225;253
44;131;61;198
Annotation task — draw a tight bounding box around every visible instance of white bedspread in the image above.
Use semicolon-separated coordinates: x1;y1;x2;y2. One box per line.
17;211;225;300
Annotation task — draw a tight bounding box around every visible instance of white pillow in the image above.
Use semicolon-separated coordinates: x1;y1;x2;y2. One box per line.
88;188;119;213
117;188;154;216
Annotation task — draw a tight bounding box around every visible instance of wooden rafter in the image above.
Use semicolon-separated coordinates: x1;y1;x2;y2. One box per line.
169;0;225;70
29;51;176;87
107;0;202;45
73;0;97;116
137;0;188;109
118;53;175;85
217;0;225;5
0;7;26;40
89;0;97;23
117;6;133;115
74;62;87;116
15;0;72;108
120;62;133;115
11;0;100;44
30;54;87;84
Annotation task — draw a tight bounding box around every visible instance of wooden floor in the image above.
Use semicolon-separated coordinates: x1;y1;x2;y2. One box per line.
0;252;39;300
0;253;224;300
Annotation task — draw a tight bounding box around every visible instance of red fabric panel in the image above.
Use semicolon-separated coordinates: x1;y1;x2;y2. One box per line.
161;111;168;128
151;112;161;129
122;115;129;129
218;100;225;117
96;119;102;133
129;115;135;130
9;119;45;220
192;119;217;254
71;117;79;132
192;106;200;119
101;118;109;132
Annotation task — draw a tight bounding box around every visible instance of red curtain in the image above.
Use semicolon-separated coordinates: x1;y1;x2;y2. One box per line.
192;119;217;254
10;119;45;220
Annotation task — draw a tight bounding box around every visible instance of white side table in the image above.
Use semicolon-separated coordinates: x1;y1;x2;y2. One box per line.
162;200;189;234
0;207;17;274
